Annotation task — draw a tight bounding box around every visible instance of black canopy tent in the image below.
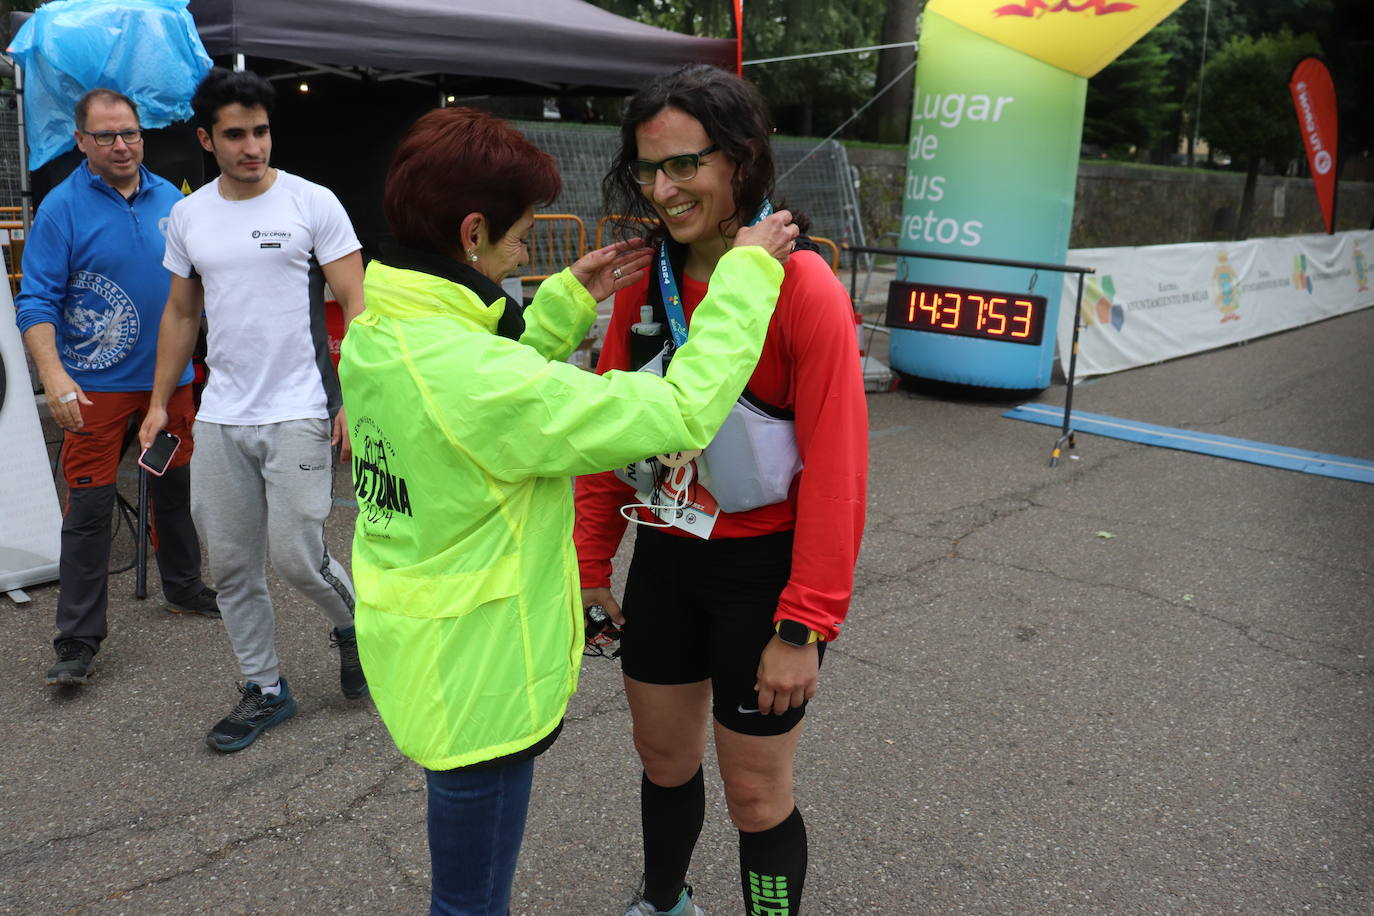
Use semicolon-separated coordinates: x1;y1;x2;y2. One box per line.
187;0;735;92
184;0;736;250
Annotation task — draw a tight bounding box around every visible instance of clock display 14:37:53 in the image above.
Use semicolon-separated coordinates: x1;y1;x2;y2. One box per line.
885;281;1047;346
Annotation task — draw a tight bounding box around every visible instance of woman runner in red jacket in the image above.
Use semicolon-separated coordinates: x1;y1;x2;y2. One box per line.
575;65;868;916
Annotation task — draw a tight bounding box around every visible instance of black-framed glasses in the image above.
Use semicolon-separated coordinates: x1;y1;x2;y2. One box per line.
629;144;720;185
82;129;143;147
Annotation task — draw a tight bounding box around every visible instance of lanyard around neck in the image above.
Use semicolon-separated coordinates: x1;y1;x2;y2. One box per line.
656;199;774;349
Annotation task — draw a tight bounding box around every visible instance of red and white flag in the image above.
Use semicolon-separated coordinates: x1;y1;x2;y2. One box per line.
1288;56;1339;234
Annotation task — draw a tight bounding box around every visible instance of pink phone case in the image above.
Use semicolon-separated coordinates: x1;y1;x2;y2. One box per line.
137;433;181;476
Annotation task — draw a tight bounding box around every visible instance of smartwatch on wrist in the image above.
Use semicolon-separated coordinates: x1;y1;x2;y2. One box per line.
775;619;820;647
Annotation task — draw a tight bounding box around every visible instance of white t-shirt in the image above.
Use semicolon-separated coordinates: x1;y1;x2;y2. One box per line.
163;169;361;425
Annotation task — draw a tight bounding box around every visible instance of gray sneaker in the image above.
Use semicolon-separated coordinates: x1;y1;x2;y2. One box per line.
623;886;705;916
46;639;94;686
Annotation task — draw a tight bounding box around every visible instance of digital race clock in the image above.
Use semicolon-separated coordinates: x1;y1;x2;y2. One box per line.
886;281;1047;346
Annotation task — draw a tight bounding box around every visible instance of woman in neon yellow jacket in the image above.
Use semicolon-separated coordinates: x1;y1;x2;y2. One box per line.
337;107;799;916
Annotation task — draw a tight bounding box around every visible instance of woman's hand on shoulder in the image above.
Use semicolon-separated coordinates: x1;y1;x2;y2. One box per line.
732;210;799;265
571;238;652;302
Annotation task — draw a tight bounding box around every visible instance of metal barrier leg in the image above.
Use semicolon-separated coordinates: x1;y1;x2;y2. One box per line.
135;467;148;599
1050;272;1086;467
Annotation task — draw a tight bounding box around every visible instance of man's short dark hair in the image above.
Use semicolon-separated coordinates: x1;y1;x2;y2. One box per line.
191;67;276;131
74;88;139;131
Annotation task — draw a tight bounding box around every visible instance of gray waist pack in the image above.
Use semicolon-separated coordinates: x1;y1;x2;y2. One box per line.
614;345;802;513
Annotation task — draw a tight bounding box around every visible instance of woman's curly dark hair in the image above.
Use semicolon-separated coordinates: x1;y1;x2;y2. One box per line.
603;65;808;245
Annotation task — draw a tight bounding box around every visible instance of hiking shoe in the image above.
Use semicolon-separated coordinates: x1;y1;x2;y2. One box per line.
330;625;369;700
166;586;221;619
46;639;94;686
205;678;296;753
623;885;706;916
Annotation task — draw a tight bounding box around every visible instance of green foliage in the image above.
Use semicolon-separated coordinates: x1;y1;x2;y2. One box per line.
1155;0;1244;155
590;0;733;36
1084;21;1179;157
1235;0;1333;39
585;0;1366;161
1200;28;1321;167
2;0;42;48
745;0;885;138
586;0;885;139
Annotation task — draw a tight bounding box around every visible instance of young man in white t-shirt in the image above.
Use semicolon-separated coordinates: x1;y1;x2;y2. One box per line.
141;68;367;753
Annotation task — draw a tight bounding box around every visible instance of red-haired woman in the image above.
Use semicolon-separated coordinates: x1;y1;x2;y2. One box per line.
337;106;798;916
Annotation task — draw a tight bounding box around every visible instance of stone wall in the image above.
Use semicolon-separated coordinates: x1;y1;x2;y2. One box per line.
846;144;1374;250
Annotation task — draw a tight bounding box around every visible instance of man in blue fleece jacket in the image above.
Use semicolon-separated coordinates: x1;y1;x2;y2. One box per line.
16;88;218;688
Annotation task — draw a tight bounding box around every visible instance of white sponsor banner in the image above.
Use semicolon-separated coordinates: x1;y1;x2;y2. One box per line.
0;281;62;592
1058;230;1374;378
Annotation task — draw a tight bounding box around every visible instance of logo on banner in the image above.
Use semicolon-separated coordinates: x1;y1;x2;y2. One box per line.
1354;242;1369;292
994;1;1137;17
1292;81;1332;174
1082;275;1124;331
1292;254;1313;294
1212;252;1241;322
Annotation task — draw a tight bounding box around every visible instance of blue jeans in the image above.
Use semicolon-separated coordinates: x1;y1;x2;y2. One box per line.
426;757;535;916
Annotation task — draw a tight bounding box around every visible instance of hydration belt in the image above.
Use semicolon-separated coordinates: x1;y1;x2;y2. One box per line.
613;229;805;514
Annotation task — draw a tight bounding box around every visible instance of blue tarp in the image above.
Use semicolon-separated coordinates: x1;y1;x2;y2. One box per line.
8;0;211;170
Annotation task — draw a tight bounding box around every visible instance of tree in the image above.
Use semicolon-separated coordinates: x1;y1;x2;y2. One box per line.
863;0;918;145
1154;0;1245;164
742;0;884;138
2;0;42;51
1309;0;1374;180
1199;29;1322;237
1234;0;1333;39
1083;20;1179;160
587;0;885;140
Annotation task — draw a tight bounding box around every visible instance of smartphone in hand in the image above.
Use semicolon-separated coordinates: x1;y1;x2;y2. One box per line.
138;431;181;476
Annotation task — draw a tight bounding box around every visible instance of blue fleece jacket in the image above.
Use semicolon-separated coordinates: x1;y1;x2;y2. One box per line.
15;161;193;392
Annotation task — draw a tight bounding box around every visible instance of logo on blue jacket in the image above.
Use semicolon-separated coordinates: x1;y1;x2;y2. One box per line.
63;271;139;371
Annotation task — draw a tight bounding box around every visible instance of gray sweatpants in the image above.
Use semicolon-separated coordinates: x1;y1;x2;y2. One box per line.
191;419;355;686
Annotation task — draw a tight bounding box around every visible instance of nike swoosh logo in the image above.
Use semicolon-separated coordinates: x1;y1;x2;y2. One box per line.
737;705;760;715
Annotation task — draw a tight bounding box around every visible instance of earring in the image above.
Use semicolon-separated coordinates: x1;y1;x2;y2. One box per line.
467;249;478;262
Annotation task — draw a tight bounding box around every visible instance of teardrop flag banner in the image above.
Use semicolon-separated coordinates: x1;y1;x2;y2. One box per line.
1288;56;1339;234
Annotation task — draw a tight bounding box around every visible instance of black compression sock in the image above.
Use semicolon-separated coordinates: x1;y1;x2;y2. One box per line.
641;767;705;911
739;805;807;916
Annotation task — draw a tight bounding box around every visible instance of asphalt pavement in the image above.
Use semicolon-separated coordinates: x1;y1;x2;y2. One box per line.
1;303;1370;915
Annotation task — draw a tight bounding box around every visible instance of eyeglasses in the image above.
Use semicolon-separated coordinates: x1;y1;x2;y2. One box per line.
82;129;143;147
628;144;720;185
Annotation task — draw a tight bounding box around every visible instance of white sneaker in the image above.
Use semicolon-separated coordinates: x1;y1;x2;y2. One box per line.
622;886;706;916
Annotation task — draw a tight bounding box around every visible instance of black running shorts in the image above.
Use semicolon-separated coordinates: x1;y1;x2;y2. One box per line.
618;526;825;737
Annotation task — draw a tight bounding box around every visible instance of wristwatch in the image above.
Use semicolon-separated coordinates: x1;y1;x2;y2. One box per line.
775;619;821;647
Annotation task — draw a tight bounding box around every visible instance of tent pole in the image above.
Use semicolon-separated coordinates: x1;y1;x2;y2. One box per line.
14;61;32;233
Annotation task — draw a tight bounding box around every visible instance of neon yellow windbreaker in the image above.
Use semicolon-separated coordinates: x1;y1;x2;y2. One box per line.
339;249;783;770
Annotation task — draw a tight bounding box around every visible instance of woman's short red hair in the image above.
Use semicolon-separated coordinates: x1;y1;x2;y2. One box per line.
384;107;562;255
